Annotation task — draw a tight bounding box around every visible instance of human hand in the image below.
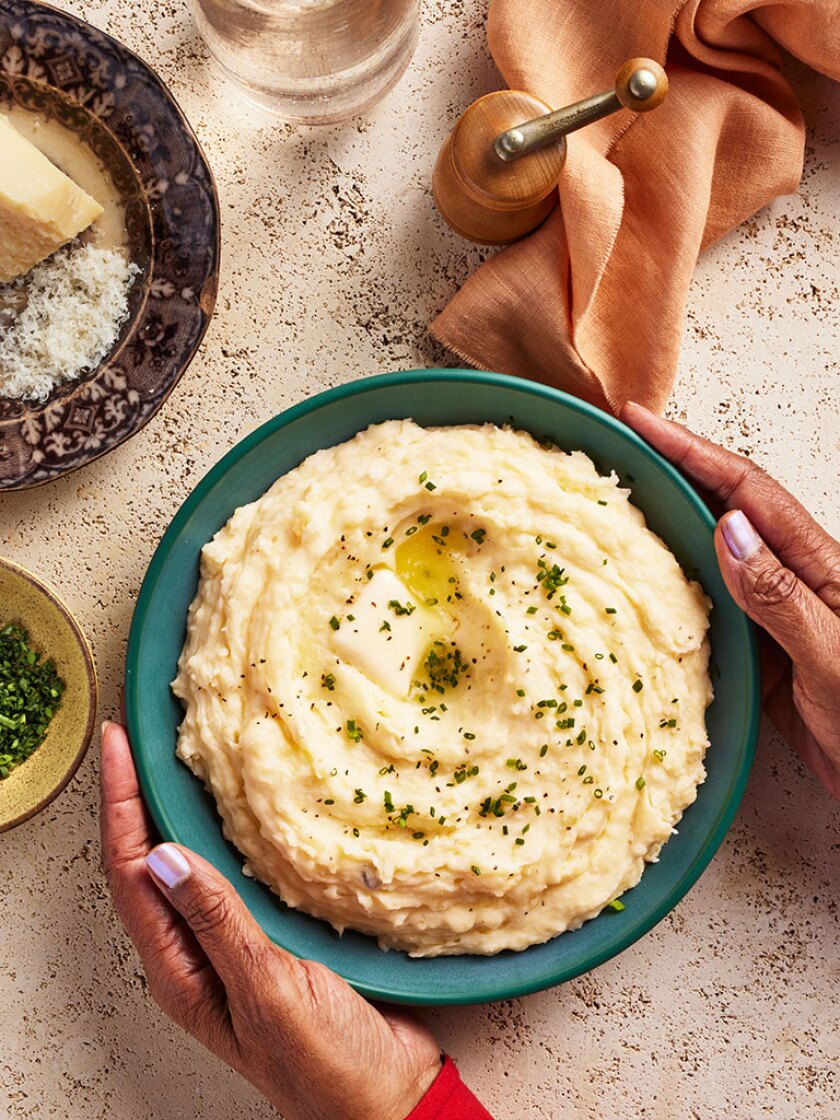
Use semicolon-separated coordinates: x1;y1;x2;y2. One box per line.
100;721;442;1120
621;403;840;801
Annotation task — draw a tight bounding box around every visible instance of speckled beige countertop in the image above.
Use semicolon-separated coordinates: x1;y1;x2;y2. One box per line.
2;2;839;1117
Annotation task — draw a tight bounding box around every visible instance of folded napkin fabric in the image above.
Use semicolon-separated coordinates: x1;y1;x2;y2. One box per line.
431;0;840;413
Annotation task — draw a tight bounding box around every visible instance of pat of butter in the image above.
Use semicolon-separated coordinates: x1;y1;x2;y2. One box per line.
0;114;104;283
332;569;438;698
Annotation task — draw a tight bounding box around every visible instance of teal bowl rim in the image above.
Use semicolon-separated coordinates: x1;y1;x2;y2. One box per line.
126;369;761;1004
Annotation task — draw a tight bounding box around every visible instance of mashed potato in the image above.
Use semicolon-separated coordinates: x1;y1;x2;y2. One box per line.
173;421;712;957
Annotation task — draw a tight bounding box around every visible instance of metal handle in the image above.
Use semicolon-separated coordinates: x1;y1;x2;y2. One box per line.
495;59;667;163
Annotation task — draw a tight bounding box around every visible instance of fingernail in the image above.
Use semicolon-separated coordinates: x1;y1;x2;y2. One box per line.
101;720;116;738
146;844;191;889
722;510;761;562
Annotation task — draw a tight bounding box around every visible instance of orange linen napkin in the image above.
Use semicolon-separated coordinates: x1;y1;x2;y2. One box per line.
430;0;840;413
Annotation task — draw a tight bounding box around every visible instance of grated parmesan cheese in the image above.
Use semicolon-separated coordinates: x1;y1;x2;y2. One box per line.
0;240;138;401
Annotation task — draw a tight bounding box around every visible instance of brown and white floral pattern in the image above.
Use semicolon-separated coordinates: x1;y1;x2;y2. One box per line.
0;0;219;490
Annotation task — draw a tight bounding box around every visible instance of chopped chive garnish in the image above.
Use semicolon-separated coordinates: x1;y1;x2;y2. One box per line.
536;558;570;600
388;599;416;616
0;626;64;779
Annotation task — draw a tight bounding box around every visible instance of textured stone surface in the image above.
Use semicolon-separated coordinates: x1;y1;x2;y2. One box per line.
1;3;839;1117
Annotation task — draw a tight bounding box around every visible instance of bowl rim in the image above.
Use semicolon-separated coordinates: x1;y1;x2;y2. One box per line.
126;368;761;1003
0;0;221;492
0;555;99;832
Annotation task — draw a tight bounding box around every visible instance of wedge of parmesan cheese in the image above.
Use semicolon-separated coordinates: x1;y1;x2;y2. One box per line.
0;114;104;283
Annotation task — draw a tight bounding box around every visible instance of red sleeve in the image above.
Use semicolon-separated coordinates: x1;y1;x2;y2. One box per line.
404;1054;495;1120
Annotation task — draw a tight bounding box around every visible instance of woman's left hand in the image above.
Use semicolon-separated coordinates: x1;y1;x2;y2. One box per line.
621;403;840;801
100;720;442;1120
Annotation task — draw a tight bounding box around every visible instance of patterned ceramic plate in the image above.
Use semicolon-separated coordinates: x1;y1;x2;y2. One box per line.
0;0;219;490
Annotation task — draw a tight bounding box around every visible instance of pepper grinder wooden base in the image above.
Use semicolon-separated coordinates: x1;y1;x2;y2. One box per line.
433;91;565;247
433;59;668;246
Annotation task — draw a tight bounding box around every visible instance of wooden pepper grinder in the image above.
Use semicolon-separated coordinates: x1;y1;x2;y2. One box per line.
433;58;668;246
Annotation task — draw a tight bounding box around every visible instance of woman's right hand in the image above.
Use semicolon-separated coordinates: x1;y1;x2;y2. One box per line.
100;722;443;1120
621;403;840;801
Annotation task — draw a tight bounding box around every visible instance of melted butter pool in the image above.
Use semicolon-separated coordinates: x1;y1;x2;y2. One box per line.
394;522;463;610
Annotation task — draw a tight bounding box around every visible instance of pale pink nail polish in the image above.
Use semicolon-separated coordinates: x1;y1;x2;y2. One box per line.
722;510;761;562
146;844;191;889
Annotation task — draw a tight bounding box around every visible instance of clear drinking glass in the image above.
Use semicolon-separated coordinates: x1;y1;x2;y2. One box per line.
190;0;421;124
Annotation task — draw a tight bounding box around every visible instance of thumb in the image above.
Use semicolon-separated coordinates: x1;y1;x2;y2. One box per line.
145;843;274;984
716;510;840;681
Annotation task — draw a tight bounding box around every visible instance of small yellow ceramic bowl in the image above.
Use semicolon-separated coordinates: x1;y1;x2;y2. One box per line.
0;558;97;832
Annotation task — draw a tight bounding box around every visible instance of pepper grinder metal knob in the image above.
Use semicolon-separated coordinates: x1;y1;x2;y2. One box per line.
432;58;668;246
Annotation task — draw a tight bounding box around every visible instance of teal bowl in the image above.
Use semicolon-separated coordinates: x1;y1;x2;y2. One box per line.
125;370;760;1005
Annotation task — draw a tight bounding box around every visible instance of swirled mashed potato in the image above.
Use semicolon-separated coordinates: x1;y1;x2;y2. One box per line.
173;421;712;957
